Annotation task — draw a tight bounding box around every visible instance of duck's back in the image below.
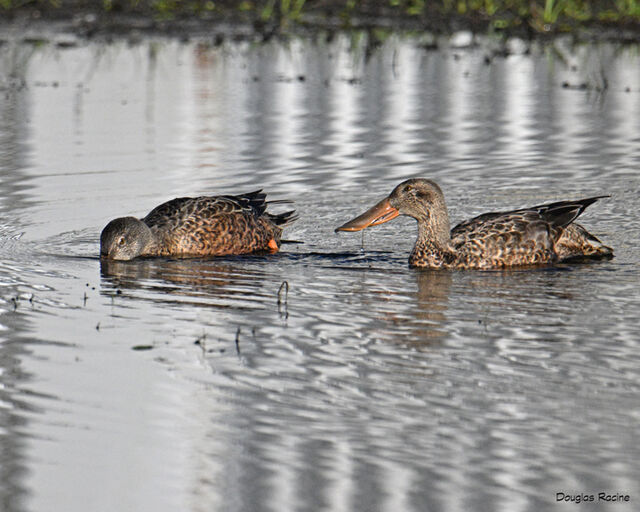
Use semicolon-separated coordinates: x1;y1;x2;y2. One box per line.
449;210;558;268
448;197;610;268
142;191;294;257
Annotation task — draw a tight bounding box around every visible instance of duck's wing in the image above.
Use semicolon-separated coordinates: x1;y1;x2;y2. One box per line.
521;196;608;229
141;192;296;256
451;196;607;239
451;209;552;243
142;192;268;230
449;197;609;266
448;209;558;267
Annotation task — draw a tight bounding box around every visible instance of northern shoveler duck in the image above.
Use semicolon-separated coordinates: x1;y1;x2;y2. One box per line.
335;178;613;269
100;190;297;261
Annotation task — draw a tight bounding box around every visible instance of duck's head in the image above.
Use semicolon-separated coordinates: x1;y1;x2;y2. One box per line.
100;217;153;261
335;178;447;232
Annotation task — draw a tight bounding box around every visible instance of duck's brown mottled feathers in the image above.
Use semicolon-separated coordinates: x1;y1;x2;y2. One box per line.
555;223;613;261
142;192;297;257
336;178;613;270
448;196;613;267
452;196;607;235
101;190;297;260
143;190;266;228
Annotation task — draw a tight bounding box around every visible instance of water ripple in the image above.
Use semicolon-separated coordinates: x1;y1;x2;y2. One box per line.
0;33;639;512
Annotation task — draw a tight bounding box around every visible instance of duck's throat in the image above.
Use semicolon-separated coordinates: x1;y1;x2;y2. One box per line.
409;222;455;268
417;217;451;247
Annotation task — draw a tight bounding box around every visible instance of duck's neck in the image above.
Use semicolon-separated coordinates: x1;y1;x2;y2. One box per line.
141;226;161;256
417;210;452;248
409;214;454;268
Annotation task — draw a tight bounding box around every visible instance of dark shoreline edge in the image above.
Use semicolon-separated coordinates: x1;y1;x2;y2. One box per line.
2;1;640;43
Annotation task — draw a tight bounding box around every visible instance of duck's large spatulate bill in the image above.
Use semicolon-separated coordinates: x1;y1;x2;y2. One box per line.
335;197;399;232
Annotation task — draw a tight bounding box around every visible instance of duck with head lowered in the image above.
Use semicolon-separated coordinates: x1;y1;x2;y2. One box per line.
335;178;613;270
100;190;297;261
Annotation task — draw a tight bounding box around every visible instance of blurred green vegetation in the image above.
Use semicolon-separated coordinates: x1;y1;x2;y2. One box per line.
2;0;640;33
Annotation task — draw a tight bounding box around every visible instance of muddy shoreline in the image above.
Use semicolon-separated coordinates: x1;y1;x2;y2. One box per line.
3;1;640;43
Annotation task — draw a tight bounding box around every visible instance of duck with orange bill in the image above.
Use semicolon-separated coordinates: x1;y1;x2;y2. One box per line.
336;178;613;270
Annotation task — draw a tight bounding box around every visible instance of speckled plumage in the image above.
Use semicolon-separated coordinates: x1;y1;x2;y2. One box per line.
100;190;297;261
336;179;613;270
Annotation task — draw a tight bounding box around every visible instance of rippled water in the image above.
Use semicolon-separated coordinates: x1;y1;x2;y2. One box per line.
1;31;639;511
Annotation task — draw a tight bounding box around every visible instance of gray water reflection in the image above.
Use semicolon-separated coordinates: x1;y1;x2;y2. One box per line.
0;31;639;512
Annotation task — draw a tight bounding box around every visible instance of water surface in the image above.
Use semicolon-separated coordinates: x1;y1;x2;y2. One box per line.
0;32;639;512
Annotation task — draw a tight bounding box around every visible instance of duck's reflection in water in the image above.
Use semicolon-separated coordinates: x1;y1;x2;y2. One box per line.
99;256;454;341
372;270;453;345
415;269;452;318
99;257;276;309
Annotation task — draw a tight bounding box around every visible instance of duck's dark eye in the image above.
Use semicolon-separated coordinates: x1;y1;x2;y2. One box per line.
118;237;126;246
405;184;414;193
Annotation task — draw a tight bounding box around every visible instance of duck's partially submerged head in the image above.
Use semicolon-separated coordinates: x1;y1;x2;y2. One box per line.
100;217;154;261
335;178;448;231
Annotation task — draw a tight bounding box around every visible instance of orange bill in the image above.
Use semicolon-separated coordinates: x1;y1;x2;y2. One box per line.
335;197;400;232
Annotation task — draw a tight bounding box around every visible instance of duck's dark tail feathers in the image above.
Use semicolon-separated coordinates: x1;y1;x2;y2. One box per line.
533;196;609;229
235;191;296;223
231;190;269;216
268;210;298;227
